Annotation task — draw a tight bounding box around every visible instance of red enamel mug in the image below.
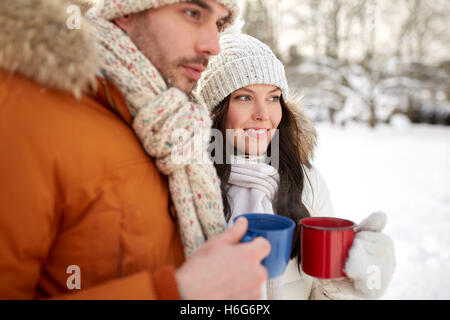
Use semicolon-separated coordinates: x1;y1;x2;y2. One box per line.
300;217;357;279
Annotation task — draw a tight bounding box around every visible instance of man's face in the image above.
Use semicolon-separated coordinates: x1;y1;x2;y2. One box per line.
117;0;230;94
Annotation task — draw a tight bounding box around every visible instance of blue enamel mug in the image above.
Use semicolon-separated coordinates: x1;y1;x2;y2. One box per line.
233;213;295;279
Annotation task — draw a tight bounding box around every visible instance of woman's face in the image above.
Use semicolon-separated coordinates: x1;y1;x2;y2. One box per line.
226;84;282;155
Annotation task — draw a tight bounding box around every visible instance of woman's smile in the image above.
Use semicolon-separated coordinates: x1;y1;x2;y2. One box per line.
243;128;270;138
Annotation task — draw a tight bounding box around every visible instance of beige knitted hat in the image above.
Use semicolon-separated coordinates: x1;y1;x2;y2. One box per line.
196;22;289;111
97;0;239;25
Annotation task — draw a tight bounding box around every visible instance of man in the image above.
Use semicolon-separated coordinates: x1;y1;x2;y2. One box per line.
0;0;270;299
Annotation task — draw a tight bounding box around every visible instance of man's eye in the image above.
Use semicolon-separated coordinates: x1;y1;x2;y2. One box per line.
185;9;200;19
216;21;225;31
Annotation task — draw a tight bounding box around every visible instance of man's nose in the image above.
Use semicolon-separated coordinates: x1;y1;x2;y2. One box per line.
195;26;220;57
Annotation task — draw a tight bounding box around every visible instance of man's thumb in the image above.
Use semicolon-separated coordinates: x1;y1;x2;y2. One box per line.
213;217;248;244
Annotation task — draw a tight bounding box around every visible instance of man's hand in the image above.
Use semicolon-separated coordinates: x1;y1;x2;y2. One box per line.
175;217;271;299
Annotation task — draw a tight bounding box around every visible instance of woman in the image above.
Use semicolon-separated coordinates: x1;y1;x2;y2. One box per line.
196;25;395;300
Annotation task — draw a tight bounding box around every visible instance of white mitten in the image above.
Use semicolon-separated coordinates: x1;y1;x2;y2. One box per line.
343;212;396;298
314;212;396;300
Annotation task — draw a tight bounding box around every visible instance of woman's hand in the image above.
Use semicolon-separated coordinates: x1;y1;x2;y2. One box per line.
313;212;396;300
343;212;396;298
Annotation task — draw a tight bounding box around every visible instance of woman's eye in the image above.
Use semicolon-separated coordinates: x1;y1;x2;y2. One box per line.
236;95;250;101
269;96;281;102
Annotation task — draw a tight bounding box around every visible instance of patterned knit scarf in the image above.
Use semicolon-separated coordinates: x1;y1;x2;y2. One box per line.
87;16;226;258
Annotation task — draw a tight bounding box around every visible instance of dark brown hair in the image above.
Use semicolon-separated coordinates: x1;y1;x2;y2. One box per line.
211;94;313;263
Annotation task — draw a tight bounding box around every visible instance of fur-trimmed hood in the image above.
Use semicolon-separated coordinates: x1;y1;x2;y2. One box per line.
285;95;318;167
0;0;317;162
0;0;98;99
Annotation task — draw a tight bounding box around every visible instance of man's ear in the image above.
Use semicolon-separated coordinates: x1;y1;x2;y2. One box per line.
114;15;132;34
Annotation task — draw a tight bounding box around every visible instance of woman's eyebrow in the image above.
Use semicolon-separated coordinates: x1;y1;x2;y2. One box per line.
237;88;255;94
235;88;282;94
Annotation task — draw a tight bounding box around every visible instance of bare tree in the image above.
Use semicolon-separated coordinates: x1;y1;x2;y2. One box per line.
241;0;280;57
324;1;342;59
396;0;450;62
309;0;321;58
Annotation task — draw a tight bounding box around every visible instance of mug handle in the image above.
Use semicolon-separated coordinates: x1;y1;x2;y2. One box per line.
241;232;257;243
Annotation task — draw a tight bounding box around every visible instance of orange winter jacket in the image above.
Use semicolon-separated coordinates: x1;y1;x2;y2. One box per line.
0;70;185;299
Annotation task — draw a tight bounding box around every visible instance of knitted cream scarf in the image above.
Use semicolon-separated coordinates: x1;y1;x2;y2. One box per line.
88;16;226;258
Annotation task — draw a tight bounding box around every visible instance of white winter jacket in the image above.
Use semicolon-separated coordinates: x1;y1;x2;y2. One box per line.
281;164;337;300
226;160;362;300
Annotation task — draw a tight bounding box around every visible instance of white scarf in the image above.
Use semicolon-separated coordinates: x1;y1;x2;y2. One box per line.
227;155;284;299
227;155;279;224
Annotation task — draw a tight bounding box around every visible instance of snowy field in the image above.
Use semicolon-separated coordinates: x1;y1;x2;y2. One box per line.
313;121;450;300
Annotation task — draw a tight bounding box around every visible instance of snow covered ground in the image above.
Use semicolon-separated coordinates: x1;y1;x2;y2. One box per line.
313;121;450;300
